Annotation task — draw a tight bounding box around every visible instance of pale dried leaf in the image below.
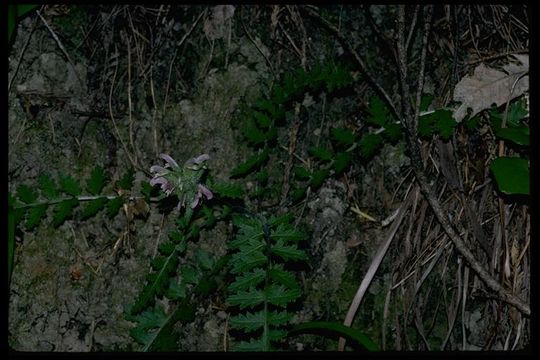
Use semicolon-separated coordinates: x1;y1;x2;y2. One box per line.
452;60;529;122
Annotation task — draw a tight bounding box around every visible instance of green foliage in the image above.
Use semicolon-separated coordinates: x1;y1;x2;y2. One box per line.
86;166;106;195
81;197;108;220
17;184;37;204
490;157;529;195
230;149;269;178
10;168;126;229
127;302;195;352
334;152;352;174
331;127;356;147
59;174;82;197
310;169;330;189
367;96;390;127
208;181;244;199
117;168;135;190
488;96;529;197
52;198;79;227
288;321;380;351
419;109;457;140
227;214;306;351
359;133;383;159
38;173;59;200
309;146;333;162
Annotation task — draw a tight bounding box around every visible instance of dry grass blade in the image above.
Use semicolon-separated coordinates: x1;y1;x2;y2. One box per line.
338;188;415;351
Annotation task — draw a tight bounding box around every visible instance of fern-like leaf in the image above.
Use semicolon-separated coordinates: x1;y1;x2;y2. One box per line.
86;166;106;195
59;174;82;197
131;244;182;314
25;204;47;230
208;181;244;199
230;149;269;178
52;198;79;227
229;268;266;292
81;197;107;220
38;173;59;200
227;288;265;309
266;284;301;307
271;241;308;261
331;127;356;146
17;184;37;204
106;197;124;218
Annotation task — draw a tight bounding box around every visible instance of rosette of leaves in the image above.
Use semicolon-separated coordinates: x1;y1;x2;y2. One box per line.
226;213;308;351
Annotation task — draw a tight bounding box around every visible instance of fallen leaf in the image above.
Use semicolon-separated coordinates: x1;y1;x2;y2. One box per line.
452;55;529;122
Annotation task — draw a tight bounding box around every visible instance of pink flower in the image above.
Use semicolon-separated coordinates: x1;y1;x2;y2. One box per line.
190;184;214;208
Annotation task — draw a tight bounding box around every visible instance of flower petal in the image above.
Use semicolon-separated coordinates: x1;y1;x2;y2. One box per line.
198;184;213;200
185;153;210;167
150;177;168;187
190;193;201;209
193;154;210;164
150;165;169;175
160;153;180;168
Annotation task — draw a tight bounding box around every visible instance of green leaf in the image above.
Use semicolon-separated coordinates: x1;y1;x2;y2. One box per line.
86;166;106;195
271;223;306;243
230;149;269;178
288;321;380;351
243;119;266;145
234;338;265;352
253;111;271;128
59;174;82;197
229;268;266;292
494;126;529;146
230;248;267;274
81;197;108;220
52;198;79;227
25;204;47;230
334;152;352;174
383;123;402;142
506;98;529;127
264;126;278;142
180;266;201;284
209;181;244;199
367;96;390;127
308;146;333;162
17;184;37;204
130;246;180;314
310;169;329;189
490;157;529;195
268;213;294;227
291;187;307;202
268;265;299;290
293;166;311;180
158;242;175;256
117;168;135;190
195;249;214;271
38;174;59;200
266;284;301;307
331;127;356;146
229;311;266;332
418;113;435;138
106;197;124;218
165;278;186;300
227;288;265;309
271;242;307;261
359;133;382;159
420;94;433;112
434;110;457;140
